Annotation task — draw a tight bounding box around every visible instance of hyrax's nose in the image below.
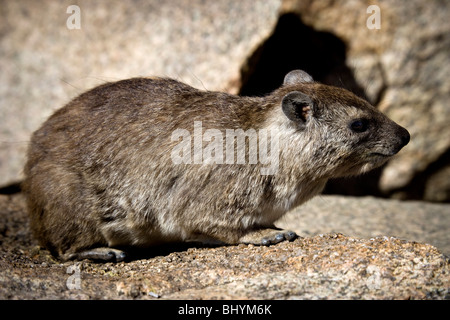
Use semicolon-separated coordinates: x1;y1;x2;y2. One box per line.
399;127;410;148
395;126;410;153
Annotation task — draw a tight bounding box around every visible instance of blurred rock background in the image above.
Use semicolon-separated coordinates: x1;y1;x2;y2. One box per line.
1;0;449;202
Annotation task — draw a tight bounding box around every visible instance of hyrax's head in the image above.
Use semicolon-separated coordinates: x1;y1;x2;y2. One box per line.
276;70;410;178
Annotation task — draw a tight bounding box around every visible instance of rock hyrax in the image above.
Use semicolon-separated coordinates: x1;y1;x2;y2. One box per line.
23;70;410;261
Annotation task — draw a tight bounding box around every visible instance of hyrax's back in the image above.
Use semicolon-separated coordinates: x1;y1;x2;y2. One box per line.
24;71;409;261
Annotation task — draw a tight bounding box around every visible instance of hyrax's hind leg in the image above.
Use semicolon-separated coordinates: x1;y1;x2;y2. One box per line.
63;247;127;262
238;226;298;246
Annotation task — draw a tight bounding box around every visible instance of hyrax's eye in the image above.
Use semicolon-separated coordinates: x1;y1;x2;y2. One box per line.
350;119;369;133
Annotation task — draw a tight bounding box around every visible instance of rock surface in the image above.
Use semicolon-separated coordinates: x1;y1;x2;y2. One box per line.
1;194;448;300
280;195;450;256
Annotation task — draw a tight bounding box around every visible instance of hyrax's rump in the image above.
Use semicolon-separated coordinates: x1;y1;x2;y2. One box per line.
23;70;409;261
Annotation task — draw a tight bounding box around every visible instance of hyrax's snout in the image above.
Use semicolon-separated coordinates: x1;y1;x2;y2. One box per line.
393;125;410;154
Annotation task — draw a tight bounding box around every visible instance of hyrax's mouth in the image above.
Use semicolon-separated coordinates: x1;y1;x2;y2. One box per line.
369;152;395;158
357;153;393;174
359;151;397;172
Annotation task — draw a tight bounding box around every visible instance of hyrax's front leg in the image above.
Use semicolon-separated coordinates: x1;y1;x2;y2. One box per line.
238;226;298;246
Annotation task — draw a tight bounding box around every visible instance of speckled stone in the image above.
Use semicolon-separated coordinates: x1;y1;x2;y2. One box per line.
0;194;448;299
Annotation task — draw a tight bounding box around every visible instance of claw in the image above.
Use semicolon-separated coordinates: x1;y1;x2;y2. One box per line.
285;231;297;241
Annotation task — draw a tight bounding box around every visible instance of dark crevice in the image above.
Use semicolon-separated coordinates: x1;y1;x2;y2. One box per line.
0;181;22;195
238;12;367;100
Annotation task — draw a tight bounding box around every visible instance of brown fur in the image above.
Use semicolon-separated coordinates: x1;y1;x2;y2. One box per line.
23;70;409;261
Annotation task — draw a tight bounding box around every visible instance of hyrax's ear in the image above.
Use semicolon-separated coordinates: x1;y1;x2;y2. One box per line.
281;91;314;124
283;70;314;85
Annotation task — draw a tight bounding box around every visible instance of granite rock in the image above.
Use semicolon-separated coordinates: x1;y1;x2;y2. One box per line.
1;194;448;300
278;195;450;256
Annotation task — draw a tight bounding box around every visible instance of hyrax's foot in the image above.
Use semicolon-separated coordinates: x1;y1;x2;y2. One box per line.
239;228;298;246
64;247;127;262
